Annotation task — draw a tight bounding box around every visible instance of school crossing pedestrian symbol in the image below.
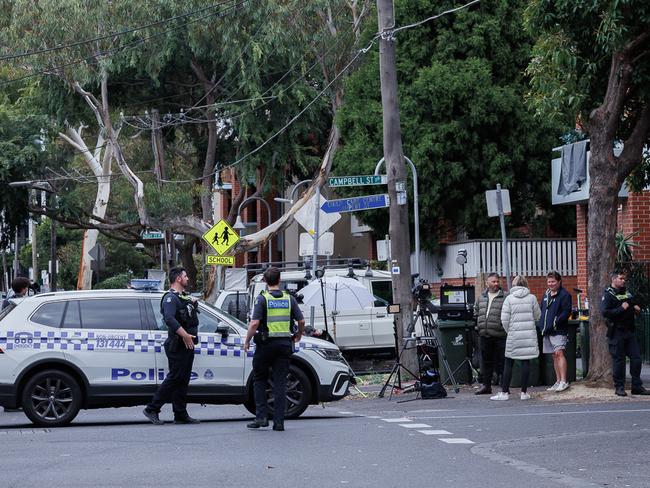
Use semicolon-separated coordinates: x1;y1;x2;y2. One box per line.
202;219;239;256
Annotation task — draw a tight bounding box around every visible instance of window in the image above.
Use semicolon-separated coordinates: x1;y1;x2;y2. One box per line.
62;301;81;329
30;302;66;328
150;299;238;335
221;293;249;322
371;281;393;306
78;299;142;330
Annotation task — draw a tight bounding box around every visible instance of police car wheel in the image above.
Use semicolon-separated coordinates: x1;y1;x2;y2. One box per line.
244;365;312;419
21;370;82;427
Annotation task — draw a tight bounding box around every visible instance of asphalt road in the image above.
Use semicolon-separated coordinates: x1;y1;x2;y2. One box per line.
1;388;649;488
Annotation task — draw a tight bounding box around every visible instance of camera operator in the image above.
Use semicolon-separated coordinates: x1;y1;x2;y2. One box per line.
601;271;649;397
473;273;507;395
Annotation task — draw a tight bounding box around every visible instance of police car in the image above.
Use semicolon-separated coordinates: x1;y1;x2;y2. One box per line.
0;287;352;427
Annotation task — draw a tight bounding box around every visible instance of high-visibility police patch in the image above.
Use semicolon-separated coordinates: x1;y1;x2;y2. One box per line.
166;297;172;302
267;299;290;309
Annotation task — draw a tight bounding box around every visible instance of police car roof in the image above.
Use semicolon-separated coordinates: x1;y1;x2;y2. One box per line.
20;288;165;302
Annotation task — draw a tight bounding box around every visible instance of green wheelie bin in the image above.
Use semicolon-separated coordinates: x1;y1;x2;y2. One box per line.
436;320;473;385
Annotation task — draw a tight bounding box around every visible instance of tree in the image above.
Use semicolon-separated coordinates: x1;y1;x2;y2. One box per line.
525;0;650;384
335;0;570;248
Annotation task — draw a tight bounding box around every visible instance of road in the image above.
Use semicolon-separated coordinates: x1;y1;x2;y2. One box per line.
1;388;649;488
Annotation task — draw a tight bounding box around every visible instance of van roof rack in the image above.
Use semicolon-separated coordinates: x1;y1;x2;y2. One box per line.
244;257;369;273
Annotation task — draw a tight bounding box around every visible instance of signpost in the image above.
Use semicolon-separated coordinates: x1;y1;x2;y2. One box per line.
321;194;390;214
485;184;512;289
327;175;387;187
206;255;235;266
142;231;164;240
202;219;240;255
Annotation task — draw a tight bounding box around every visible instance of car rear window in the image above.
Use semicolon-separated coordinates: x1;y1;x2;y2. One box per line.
30;302;66;328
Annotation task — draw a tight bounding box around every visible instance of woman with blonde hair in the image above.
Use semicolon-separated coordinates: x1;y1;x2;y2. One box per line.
491;275;541;401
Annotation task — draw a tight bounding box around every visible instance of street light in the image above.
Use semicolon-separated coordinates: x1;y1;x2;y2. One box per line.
374;156;420;277
273;179;313;206
236;196;272;263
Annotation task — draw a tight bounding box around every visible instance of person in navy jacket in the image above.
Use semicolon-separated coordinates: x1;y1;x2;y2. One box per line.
537;271;572;392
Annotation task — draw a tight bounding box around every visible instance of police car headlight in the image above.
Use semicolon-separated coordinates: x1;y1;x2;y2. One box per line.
315;348;346;363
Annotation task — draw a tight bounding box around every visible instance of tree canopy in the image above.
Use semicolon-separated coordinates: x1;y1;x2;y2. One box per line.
334;0;571;249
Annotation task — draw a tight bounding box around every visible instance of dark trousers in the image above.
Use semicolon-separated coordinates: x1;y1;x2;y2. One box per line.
479;336;506;387
146;344;195;417
609;329;643;390
501;358;530;393
252;340;293;425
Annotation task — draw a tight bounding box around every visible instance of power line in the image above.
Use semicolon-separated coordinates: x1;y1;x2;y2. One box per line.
0;0;249;87
0;1;233;62
391;0;480;35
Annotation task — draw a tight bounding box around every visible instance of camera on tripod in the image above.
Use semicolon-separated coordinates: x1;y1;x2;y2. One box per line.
412;279;432;301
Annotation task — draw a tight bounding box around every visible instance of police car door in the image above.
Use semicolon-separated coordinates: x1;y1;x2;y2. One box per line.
63;298;157;393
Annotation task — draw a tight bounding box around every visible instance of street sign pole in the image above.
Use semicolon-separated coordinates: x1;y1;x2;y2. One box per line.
496;183;512;290
312;190;320;276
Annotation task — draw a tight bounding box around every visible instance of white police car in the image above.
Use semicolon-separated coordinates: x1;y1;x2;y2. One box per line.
0;288;352;427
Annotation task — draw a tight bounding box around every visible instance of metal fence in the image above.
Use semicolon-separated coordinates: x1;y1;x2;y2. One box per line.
636;312;650;364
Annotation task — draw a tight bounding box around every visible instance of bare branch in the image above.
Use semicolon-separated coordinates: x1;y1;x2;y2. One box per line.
619;104;650;175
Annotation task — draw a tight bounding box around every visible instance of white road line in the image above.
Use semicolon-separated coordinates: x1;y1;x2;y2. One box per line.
418;408;650;420
399;423;431;429
337;411;355;415
365;416;382;419
439;438;474;444
382;417;412;423
417;430;452;435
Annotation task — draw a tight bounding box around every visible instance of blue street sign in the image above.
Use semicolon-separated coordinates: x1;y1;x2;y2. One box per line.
320;194;390;214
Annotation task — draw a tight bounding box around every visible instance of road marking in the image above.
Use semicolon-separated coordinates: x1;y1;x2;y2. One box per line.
417;430;452;435
337;411;355;415
418;408;650;420
439;438;474;444
399;423;431;429
365;416;381;419
382;417;411;423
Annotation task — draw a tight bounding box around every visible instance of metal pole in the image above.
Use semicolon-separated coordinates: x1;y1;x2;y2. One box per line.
312;190;321;276
496;184;512;290
374;156;419;277
238;196;273;263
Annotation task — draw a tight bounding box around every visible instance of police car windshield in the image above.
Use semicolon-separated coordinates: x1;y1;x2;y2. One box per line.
201;300;248;329
0;303;17;322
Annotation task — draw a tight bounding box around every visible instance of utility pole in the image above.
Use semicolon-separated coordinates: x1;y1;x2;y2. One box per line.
30;190;38;284
377;0;416;372
50;194;57;291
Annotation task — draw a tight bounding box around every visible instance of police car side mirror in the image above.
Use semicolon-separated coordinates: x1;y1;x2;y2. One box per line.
216;324;229;338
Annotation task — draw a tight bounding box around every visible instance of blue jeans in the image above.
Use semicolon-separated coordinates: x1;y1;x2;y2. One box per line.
252;340;293;424
608;329;643;390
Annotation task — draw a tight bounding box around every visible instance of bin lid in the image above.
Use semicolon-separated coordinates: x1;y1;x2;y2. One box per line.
436;319;475;329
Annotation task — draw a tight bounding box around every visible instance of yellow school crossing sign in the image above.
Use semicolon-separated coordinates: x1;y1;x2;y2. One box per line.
203;219;239;255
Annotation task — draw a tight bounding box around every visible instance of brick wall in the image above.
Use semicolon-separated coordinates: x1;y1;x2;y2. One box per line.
619;191;650;261
576;204;588;292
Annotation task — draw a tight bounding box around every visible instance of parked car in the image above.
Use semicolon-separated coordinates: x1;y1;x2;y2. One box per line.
0;288;352;427
243;268;396;352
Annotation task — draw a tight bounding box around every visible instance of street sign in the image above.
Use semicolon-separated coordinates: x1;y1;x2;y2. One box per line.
321;194;390;214
88;243;106;262
485;189;512;217
206;255;235;266
299;232;334;256
327;175;387;187
202;219;240;255
142;231;164;240
294;191;341;235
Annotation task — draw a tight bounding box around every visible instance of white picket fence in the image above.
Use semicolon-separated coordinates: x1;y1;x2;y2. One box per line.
414;239;577;280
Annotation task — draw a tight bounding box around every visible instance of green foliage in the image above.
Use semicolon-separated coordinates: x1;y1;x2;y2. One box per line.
335;0;571;248
525;0;650;129
615;231;639;264
96;272;132;290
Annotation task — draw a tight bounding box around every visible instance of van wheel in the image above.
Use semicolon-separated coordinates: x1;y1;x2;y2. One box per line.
21;370;82;427
244;365;312;419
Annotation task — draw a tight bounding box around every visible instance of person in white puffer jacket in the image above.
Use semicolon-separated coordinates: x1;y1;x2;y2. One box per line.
491;275;541;401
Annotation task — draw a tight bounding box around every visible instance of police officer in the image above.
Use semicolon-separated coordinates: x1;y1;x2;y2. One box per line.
600;271;650;397
143;267;201;424
244;267;305;431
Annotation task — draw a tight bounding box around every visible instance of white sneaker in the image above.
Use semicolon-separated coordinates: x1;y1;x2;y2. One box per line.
490;392;509;401
555;381;570;392
546;382;560;391
520;392;531;400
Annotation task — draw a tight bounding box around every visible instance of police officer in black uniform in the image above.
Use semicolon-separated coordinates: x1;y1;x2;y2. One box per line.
143;267;201;424
244;267;305;431
600;271;650;397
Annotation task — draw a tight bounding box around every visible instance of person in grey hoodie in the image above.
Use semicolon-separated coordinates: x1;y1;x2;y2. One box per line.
491;275;541;401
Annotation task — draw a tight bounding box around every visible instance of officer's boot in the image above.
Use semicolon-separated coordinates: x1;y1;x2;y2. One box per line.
247;417;269;429
615;385;627;397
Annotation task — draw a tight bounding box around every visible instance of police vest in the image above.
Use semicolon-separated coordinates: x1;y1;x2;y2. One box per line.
607;287;632;302
262;290;292;338
161;290;199;333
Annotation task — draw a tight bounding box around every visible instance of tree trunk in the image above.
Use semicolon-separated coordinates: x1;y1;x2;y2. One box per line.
178;237;198;292
584;139;621;385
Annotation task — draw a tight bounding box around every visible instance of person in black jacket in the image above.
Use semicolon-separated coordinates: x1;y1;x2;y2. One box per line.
537;271;572;392
144;267;201;425
600;271;650;397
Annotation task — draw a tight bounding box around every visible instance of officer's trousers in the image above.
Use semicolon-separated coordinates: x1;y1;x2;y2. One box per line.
146;343;195;417
252;340;293;425
609;328;643;390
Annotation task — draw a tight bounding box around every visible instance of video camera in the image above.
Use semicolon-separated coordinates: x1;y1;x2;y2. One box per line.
285;287;304;304
412;279;433;302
